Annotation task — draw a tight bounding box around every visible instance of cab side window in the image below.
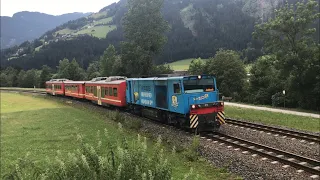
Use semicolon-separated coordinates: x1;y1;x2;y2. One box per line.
174;83;181;94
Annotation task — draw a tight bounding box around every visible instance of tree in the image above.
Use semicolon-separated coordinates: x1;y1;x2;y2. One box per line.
207;49;247;100
253;0;320;109
40;65;52;88
57;58;71;79
17;70;26;87
152;64;174;75
23;69;40;88
121;0;169;76
68;58;86;80
188;58;206;75
123;0;169;54
249;55;282;105
3;67;18;87
120;42;150;77
57;58;86;80
87;61;101;80
100;45;117;76
0;73;8;87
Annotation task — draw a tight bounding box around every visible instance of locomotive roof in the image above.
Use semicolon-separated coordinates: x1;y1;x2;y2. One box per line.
127;76;184;81
127;75;215;81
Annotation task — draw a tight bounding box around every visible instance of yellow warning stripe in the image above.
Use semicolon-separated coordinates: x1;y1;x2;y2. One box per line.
218;112;225;119
189;114;199;128
217;113;225;124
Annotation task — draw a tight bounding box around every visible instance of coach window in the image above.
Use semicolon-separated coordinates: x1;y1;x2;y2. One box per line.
174;83;181;94
105;88;108;96
113;88;118;97
109;87;112;96
101;87;105;97
93;87;97;96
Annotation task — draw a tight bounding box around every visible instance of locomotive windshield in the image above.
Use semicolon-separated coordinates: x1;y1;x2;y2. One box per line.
183;78;215;93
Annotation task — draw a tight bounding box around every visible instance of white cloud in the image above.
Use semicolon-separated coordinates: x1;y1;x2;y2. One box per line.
1;0;119;17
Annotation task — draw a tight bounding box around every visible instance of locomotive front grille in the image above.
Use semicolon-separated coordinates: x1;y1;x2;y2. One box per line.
189;112;225;131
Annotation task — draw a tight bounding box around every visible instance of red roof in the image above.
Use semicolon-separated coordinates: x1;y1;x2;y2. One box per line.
64;81;86;84
85;80;126;85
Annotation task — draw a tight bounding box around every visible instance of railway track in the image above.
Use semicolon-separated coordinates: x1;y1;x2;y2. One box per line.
225;118;320;143
207;133;320;176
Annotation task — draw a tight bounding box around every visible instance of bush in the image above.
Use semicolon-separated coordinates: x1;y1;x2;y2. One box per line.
124;117;143;131
183;135;200;162
3;124;172;180
112;110;125;124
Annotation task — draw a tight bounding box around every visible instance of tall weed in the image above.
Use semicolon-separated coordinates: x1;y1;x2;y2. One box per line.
3;124;172;180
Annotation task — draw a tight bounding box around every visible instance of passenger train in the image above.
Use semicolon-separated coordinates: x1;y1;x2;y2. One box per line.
46;75;225;132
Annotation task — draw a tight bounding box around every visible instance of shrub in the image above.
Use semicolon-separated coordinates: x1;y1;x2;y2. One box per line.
113;110;125;124
124;117;143;130
3;124;172;180
183;135;200;162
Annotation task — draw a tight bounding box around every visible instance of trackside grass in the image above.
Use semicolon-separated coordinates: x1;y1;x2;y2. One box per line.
0;92;238;179
225;105;320;132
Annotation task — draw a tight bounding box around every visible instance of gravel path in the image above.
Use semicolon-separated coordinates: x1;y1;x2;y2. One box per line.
225;102;320;118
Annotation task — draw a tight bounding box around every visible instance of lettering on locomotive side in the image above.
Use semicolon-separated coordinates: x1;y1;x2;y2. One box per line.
141;92;152;98
141;99;154;106
193;94;209;101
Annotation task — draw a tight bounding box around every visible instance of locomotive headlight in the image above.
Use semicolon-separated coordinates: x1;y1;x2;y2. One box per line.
198;75;202;79
220;102;224;106
192;105;196;109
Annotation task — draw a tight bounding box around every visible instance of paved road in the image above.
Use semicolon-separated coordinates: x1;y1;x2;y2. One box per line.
224;102;320;119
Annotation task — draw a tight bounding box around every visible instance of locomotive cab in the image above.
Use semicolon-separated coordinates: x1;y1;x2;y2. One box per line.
182;75;225;132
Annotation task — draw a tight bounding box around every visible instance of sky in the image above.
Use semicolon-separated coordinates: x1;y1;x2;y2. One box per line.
1;0;119;17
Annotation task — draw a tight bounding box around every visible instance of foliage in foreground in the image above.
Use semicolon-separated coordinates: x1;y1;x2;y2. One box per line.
3;123;200;180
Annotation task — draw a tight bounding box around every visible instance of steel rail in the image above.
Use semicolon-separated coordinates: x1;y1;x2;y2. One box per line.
225;118;320;143
208;133;320;175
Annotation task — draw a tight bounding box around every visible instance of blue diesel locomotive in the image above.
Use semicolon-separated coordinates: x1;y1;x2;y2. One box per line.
126;75;225;132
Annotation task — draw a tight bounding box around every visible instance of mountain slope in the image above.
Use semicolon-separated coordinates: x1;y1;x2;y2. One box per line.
0;11;91;48
2;0;317;70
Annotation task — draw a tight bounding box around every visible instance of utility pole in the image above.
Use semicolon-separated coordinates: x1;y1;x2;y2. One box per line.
283;90;286;108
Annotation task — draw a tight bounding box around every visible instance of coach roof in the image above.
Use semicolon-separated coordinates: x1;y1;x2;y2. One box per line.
64;81;86;84
85;80;126;85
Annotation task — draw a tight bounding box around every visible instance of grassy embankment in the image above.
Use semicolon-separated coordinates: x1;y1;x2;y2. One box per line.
225;105;320;132
167;59;208;71
167;59;252;74
0;92;237;179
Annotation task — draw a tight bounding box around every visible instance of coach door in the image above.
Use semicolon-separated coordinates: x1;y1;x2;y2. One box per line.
97;86;102;105
52;84;55;95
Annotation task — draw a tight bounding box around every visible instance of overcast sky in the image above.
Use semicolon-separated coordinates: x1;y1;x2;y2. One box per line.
1;0;119;17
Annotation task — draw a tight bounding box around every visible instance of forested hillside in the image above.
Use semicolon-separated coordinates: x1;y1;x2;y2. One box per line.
0;11;90;49
1;0;319;110
3;0;314;70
